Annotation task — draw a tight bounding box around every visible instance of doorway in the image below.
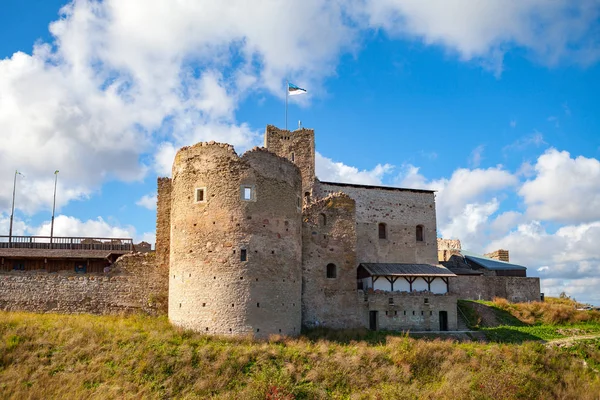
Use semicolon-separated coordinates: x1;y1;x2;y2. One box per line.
439;311;448;331
369;311;378;331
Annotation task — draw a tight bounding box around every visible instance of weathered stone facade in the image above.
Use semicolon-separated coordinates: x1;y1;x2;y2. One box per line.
156;177;172;269
301;193;359;329
167;142;303;337
360;291;458;331
316;182;438;265
449;276;541;302
264;125;315;196
0;253;167;314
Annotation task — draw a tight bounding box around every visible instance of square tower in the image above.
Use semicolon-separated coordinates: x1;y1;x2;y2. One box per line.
264;125;315;197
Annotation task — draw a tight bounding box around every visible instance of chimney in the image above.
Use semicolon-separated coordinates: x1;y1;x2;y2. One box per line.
484;249;509;262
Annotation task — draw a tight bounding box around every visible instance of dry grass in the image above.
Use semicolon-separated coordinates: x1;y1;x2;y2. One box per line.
1;311;600;399
492;297;600;325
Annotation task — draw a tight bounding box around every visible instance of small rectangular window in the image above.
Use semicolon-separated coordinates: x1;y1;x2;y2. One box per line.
195;187;206;203
240;249;247;261
241;185;255;201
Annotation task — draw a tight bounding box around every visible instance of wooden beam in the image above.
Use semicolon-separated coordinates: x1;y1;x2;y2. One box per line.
403;276;416;292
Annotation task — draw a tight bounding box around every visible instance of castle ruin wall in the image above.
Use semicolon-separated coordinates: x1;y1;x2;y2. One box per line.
156;177;172;269
0;253;167;314
168;143;303;337
360;291;458;331
316;182;438;265
301;193;361;329
450;276;541;302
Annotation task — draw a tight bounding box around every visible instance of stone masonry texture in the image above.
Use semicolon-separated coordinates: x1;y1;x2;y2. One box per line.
450;276;541;302
156;177;172;270
264;125;315;197
316;182;438;265
0;253;167;314
301;193;360;329
168;142;303;338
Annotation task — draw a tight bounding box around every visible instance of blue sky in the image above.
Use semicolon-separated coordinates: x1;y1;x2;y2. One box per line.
1;0;600;303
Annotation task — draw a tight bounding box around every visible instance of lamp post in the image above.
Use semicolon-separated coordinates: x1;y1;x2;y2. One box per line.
8;170;22;248
50;170;59;247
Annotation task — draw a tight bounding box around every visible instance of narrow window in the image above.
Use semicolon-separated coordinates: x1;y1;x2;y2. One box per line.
388;297;394;304
378;223;387;239
195;187;206;203
326;263;337;278
416;225;424;242
291;153;295;162
241;185;255;201
240;249;247;262
320;213;327;227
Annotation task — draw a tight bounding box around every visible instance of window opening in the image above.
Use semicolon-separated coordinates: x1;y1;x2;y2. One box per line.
320;213;327;226
416;225;424;242
195;187;206;203
241;185;255;201
240;249;247;261
378;223;387;239
326;263;337;278
291;153;295;162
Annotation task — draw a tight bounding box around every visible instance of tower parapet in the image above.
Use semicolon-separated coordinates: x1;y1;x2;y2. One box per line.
264;125;315;199
169;141;303;337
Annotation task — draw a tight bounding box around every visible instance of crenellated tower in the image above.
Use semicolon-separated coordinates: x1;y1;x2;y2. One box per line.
264;125;315;201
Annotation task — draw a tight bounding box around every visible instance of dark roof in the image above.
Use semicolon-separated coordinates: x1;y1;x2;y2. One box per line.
461;250;527;271
359;263;455;277
0;248;123;259
320;181;435;194
447;267;484;276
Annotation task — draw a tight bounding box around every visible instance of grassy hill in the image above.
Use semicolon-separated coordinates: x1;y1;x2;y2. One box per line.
1;300;600;399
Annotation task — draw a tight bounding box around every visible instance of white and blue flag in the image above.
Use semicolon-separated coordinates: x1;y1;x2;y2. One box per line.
288;82;307;96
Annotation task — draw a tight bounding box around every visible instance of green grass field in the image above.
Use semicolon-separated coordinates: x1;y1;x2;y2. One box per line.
1;310;600;399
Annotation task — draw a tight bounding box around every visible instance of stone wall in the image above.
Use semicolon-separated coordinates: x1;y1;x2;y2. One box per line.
359;291;458;331
168;142;303;337
156;177;172;269
437;238;462;262
0;253;167;314
264;125;315;196
483;249;510;262
316;182;438;265
301;193;361;329
450;276;541;302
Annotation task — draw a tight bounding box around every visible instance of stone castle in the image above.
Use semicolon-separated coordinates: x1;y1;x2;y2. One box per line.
155;125;541;337
0;124;540;334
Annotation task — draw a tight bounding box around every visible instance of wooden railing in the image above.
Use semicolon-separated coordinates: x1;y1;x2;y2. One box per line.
0;235;134;252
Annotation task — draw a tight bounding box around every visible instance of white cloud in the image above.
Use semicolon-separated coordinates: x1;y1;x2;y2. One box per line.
469;145;485;167
33;215;135;238
487;220;600;304
315;152;394;185
503;131;547;153
397;164;518;250
2;0;599;218
136;193;157;210
1;212;150;245
520;149;600;224
358;0;600;75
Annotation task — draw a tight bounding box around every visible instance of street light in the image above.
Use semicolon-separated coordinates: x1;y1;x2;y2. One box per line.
50;170;59;247
8;170;23;248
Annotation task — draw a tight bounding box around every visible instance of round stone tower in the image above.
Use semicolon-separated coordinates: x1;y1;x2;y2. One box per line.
169;142;303;337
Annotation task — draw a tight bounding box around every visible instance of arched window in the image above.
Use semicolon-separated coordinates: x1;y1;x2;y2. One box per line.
320;213;327;226
326;263;337;279
378;223;387;239
416;225;424;242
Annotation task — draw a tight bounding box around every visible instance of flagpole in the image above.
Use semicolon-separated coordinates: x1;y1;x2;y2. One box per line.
50;170;59;247
285;79;288;130
9;170;18;248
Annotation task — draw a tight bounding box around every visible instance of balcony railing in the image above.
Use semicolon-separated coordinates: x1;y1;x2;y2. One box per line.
0;235;134;252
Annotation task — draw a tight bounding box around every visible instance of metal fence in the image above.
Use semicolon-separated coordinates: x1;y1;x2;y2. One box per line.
0;235;134;251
